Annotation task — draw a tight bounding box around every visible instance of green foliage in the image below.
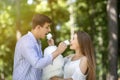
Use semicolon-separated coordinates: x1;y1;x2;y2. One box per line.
74;0;109;79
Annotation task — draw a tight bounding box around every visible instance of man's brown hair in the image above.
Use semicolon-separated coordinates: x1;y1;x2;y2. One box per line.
32;14;52;29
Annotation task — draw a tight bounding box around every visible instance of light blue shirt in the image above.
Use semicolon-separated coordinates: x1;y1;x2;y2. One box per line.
13;32;53;80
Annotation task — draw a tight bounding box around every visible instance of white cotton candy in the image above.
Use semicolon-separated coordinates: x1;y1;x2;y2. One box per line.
46;33;52;40
64;40;70;46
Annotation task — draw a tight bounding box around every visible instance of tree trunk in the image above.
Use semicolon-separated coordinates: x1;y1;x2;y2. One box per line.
107;0;118;80
69;3;75;39
48;0;57;43
118;0;120;79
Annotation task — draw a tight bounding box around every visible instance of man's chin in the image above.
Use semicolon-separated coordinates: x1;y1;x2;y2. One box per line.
41;36;46;39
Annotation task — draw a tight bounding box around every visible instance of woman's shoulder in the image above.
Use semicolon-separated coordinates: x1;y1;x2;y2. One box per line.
79;56;88;75
80;56;87;62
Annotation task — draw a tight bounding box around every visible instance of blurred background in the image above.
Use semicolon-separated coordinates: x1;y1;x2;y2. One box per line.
0;0;119;80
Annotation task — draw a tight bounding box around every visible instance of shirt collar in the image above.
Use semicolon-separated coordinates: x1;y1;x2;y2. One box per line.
27;31;40;43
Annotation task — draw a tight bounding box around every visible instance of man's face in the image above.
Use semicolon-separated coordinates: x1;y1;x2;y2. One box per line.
37;22;51;39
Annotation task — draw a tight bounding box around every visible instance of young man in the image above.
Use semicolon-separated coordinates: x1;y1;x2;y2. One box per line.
13;14;67;80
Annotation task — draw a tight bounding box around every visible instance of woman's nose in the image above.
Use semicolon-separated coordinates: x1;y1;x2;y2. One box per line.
48;28;51;32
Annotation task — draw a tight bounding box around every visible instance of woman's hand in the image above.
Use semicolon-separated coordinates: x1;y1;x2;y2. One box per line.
48;38;54;46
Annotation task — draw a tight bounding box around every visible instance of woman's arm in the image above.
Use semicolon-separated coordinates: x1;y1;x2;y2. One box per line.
80;56;88;75
50;76;73;80
64;78;73;80
50;76;63;80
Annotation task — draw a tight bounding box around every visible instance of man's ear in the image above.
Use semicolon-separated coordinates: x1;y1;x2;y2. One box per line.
36;25;41;29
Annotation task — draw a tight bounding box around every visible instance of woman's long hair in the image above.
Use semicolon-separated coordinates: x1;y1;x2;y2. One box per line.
76;31;96;80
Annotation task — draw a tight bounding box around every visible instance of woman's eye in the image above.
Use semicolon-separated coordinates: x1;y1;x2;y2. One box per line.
46;27;49;29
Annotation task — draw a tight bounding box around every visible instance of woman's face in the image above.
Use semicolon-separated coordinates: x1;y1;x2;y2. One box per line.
70;33;80;50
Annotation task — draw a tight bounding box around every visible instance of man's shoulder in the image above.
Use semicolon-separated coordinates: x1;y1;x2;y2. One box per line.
18;33;29;40
17;33;33;44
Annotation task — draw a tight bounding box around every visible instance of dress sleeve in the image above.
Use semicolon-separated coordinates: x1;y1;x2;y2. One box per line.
71;67;87;80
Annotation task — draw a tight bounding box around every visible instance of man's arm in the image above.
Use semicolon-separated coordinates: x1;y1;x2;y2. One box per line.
52;42;67;60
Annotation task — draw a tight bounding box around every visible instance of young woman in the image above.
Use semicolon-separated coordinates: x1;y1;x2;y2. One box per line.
50;31;96;80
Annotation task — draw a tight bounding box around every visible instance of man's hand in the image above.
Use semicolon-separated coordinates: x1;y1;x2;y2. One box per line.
52;42;67;60
57;42;67;54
